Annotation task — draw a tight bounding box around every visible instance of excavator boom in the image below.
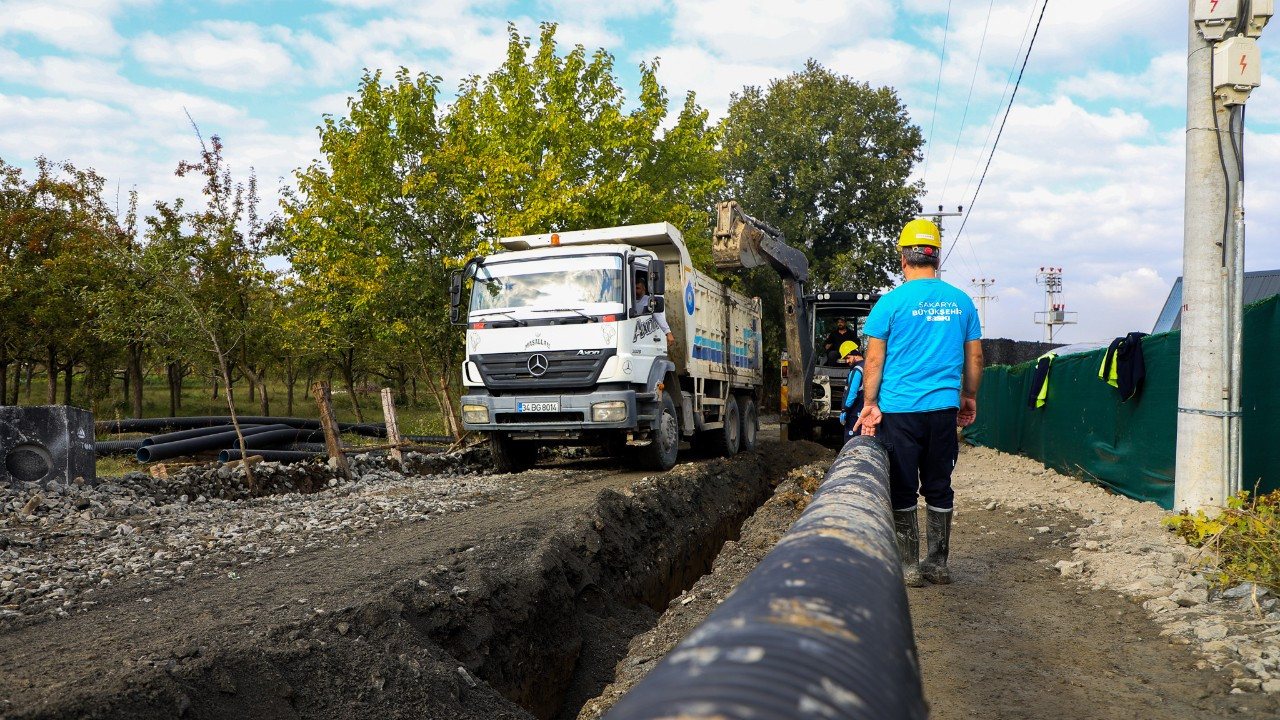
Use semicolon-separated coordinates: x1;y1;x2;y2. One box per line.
713;201;814;434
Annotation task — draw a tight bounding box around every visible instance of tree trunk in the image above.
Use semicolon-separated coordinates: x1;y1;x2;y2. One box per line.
46;346;58;405
258;370;270;416
167;363;179;417
0;361;7;407
127;343;144;419
411;376;418;405
62;360;73;405
25;362;33;401
340;354;363;423
284;358;297;416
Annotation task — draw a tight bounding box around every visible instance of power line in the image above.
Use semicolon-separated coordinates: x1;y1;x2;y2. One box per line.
920;0;953;189
939;0;996;205
944;0;1050;265
959;0;1041;207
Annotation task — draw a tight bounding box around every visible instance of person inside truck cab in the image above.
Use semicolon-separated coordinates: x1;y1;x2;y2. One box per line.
634;279;675;345
823;317;856;364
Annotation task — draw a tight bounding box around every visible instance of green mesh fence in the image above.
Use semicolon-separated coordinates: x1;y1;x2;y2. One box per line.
963;294;1280;510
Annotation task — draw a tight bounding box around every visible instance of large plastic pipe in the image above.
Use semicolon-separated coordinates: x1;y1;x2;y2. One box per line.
604;436;926;720
97;416;393;438
140;424;262;447
136;424;295;463
219;449;326;464
94;440;145;455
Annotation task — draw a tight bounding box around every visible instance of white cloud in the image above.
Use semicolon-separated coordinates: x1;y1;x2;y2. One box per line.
0;0;137;54
132;21;298;92
669;0;896;65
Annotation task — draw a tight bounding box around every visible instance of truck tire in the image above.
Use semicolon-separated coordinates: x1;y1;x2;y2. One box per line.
710;395;740;457
739;396;758;451
638;394;679;471
490;432;536;473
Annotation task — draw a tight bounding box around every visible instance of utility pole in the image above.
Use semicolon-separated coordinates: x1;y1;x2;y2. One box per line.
1176;1;1267;512
1033;267;1077;342
970;278;996;336
919;205;963;278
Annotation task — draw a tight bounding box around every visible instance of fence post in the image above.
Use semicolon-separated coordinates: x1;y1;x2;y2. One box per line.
311;382;350;481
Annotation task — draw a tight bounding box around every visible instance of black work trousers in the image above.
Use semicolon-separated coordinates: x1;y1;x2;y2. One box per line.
879;409;958;511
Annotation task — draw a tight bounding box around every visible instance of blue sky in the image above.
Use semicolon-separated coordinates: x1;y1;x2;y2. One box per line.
2;0;1278;342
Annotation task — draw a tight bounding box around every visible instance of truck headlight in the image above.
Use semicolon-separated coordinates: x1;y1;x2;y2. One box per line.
591;401;628;422
462;404;489;424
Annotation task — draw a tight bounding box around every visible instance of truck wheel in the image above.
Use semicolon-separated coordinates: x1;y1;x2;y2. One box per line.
711;395;741;457
638;394;679;471
739;396;758;451
490;432;536;473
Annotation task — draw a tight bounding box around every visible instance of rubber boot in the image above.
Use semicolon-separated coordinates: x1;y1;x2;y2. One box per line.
920;508;953;585
893;509;924;587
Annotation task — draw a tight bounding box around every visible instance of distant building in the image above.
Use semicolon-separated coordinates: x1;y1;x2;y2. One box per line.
1152;270;1280;334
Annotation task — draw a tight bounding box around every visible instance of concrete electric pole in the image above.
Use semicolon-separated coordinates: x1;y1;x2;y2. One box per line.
970;278;996;336
1032;267;1077;343
920;205;963;278
1176;0;1268;512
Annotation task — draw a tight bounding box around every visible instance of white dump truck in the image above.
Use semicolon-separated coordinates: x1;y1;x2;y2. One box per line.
449;222;763;472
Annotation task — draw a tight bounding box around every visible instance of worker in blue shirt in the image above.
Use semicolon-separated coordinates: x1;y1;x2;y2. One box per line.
837;342;865;443
855;218;983;587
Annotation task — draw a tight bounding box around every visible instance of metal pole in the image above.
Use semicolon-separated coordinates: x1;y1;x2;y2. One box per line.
604;436;926;720
1175;1;1229;511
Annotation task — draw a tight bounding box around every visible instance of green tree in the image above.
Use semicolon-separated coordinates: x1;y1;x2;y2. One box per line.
721;59;925;291
448;22;724;262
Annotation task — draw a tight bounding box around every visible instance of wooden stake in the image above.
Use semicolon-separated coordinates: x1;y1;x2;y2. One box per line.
312;381;351;480
381;387;404;466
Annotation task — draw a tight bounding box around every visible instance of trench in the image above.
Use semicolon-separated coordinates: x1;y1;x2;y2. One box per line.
10;442;820;720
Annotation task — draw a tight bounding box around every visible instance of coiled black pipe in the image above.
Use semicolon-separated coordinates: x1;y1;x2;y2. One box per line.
140;424;263;447
136;424;295;463
219;449;326;464
604;436;926;720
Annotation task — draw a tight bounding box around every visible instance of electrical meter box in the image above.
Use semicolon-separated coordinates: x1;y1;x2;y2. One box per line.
1214;35;1263;104
1248;0;1274;37
1196;0;1241;40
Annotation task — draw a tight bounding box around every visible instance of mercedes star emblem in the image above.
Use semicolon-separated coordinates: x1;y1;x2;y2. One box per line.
527;353;549;377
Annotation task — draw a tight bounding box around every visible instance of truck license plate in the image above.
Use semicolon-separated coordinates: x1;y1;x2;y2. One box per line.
518;402;560;413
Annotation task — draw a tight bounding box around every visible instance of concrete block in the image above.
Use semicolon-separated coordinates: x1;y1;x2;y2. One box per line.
0;406;95;488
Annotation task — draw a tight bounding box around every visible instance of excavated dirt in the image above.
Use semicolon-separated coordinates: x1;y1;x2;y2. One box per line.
0;440;822;720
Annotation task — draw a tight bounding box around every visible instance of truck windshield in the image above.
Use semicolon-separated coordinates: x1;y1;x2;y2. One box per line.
471;255;624;313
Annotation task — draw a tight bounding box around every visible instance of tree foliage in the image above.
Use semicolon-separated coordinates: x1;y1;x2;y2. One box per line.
721;59;925;291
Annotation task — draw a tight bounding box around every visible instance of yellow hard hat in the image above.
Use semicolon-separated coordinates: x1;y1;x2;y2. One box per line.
898;218;941;249
839;340;859;358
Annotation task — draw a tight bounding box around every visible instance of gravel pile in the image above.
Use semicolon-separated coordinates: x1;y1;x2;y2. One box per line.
957;445;1280;695
0;447;505;626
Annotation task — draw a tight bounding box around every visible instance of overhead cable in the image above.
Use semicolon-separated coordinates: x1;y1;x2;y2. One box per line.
945;0;1050;265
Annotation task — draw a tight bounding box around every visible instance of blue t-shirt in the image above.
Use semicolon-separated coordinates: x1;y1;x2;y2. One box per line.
863;278;981;413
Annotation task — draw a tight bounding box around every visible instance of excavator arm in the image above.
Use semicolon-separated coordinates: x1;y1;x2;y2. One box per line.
713;201;814;434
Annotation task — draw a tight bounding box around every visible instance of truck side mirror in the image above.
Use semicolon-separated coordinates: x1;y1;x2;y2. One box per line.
652;296;665;314
449;271;463;324
650;260;666;295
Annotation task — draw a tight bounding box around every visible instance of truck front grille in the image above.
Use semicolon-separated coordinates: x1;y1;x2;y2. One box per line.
495;412;585;424
473;349;617;390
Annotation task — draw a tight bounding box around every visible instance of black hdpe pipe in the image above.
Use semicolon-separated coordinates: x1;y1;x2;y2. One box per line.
219;449;326;464
97;416;396;438
140;424;263;447
136;424;295;463
604;436;926;720
94;440;145;455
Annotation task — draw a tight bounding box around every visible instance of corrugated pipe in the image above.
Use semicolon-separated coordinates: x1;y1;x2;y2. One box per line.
94;440;145;455
604;436;926;720
96;416;394;438
136;424;297;463
140;424;264;447
219;449;326;464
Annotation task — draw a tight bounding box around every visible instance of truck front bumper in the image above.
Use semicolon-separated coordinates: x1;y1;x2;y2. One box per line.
461;388;645;433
